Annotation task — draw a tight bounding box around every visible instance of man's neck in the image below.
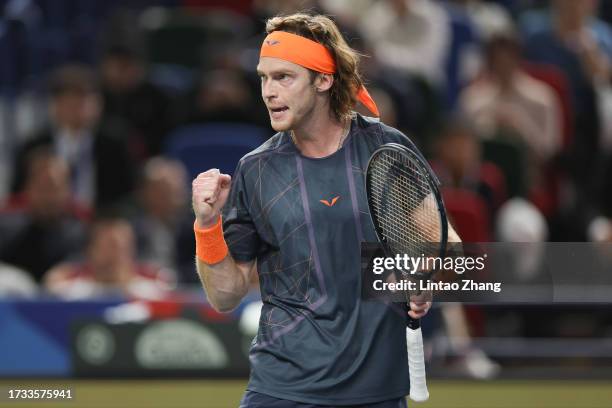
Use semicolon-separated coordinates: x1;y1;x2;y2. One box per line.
291;111;349;158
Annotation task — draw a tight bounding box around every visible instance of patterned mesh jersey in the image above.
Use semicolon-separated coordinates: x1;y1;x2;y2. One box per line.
222;113;426;405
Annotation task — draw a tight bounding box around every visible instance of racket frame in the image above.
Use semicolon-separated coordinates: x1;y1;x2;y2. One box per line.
365;142;449;403
366;142;448;264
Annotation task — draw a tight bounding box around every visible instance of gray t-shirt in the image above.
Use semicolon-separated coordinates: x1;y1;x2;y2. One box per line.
223;114;423;405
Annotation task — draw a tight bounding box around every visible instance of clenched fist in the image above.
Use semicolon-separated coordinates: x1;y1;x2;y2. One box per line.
192;169;232;228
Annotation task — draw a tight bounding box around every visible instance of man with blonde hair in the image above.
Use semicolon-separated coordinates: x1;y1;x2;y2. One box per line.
192;13;441;407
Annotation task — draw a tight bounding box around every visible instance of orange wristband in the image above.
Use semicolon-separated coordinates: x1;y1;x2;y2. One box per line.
194;216;229;264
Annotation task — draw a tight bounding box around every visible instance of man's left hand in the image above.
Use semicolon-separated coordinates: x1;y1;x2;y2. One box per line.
408;292;432;319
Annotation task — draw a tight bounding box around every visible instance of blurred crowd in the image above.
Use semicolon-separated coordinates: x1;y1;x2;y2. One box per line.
1;0;612;303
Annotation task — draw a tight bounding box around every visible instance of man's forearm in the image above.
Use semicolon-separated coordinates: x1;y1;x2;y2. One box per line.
196;256;251;312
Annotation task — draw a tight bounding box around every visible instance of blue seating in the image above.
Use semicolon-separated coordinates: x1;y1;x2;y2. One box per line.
164;122;268;180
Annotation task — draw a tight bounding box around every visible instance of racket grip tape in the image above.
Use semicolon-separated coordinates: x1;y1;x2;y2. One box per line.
406;326;429;402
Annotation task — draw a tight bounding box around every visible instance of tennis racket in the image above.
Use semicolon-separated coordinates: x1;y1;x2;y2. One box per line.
365;142;448;402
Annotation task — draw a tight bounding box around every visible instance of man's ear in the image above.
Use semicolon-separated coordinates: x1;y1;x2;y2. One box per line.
314;73;334;92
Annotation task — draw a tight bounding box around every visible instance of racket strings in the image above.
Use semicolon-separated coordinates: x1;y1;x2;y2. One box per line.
369;150;441;259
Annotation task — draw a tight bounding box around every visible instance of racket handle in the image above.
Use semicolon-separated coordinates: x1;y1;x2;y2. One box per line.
406;323;429;402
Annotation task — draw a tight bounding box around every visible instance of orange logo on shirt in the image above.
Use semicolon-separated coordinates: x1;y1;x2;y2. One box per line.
320;196;340;207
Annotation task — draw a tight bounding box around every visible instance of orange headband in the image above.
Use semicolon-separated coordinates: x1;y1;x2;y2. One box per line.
260;31;379;117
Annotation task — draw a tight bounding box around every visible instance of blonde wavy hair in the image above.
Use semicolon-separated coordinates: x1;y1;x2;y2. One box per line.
265;13;364;122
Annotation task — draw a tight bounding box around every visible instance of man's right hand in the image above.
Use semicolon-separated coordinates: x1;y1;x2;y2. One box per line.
192;169;232;228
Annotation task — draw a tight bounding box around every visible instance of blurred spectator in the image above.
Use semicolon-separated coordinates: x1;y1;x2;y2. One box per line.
358;0;452;88
100;45;173;158
324;0;446;141
431;117;507;214
519;0;612;55
523;0;610;165
523;0;612;239
127;157;196;284
358;0;481;109
44;216;175;300
176;69;261;126
448;0;514;40
369;71;445;145
11;64;135;210
0;149;87;282
0;262;38;298
319;0;372;25
459;33;562;163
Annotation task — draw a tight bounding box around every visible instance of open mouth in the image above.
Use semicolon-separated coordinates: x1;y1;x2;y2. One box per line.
270;106;289;114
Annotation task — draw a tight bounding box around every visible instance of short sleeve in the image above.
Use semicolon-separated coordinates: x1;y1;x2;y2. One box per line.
222;160;265;262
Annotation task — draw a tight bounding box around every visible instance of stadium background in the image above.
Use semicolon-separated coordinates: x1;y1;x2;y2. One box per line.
0;0;611;407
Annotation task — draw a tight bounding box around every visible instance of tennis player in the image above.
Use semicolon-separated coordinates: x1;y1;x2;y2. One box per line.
193;13;457;407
